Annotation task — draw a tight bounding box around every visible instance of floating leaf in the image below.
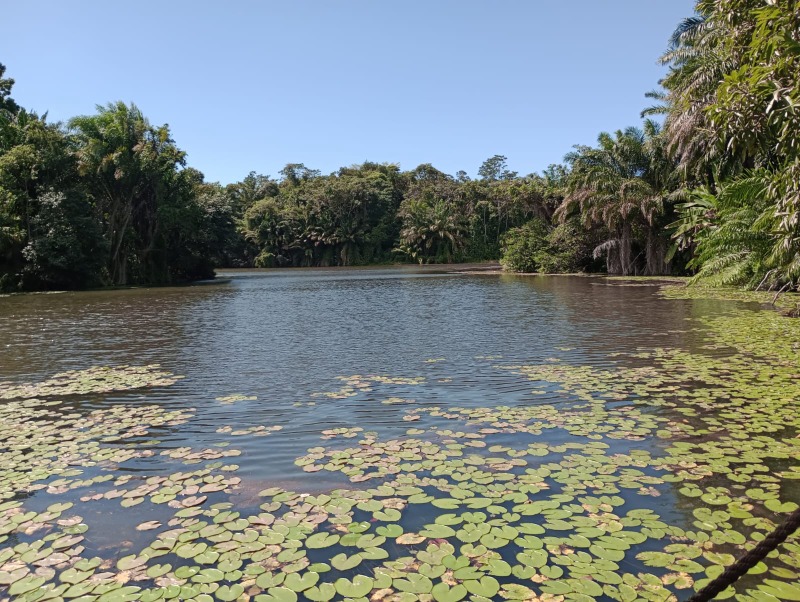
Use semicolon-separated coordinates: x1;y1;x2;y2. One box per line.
335;575;374;598
305;532;339;549
331;553;362;571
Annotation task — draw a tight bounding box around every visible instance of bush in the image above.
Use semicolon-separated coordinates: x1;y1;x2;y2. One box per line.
536;222;589;273
501;219;599;274
500;219;549;272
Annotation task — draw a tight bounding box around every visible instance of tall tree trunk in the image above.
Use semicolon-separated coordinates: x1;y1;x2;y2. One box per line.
645;227;668;275
604;239;622;275
620;222;633;276
110;207;132;286
606;249;616;274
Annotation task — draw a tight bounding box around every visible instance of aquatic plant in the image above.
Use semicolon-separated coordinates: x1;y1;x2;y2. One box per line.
1;293;800;601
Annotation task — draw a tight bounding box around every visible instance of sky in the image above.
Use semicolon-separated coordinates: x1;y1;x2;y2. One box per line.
2;1;696;185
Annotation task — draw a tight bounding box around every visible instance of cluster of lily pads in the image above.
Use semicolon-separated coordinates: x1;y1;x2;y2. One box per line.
311;376;426;400
0;365;182;400
657;282;797;309
1;285;800;602
217;426;283;438
320;428;364;441
216;396;258;405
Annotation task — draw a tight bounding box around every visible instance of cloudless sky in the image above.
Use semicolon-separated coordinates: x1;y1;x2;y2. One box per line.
3;1;695;185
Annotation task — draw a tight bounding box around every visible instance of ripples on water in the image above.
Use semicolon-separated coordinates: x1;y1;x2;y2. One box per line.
4;267;785;600
0;268;729;486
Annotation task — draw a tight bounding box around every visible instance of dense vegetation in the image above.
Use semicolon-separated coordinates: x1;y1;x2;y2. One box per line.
1;0;798;291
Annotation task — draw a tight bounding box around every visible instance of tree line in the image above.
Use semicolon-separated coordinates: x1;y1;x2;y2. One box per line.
0;89;217;291
1;0;798;291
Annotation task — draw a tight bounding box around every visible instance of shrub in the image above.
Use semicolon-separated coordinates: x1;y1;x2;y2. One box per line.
500;219;549;272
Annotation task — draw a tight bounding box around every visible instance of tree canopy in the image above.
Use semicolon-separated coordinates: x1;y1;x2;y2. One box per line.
2;1;799;291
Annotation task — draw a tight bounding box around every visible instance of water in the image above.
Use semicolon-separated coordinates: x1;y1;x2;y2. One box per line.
1;267;796;601
0;267;704;390
0;268;707;484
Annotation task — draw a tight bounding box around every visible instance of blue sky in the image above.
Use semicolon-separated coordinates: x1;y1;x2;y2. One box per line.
3;1;695;184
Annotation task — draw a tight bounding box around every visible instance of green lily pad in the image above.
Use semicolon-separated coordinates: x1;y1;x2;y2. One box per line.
265;586;299;602
758;580;800;601
395;574;433;594
304;583;336;601
431;582;468;602
335;575;374;598
305;532;340;549
215;584;244;601
463;576;500;598
330;552;363;571
284;571;319;592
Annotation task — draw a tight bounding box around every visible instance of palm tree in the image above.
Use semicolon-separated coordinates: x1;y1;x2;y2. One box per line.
657;2;800;288
395;197;466;264
556;123;677;275
667;187;718;263
655;10;730;184
653;1;795;185
70;102;185;285
687;175;777;288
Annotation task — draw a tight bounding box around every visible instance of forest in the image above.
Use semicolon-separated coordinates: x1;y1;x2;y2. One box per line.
1;0;798;292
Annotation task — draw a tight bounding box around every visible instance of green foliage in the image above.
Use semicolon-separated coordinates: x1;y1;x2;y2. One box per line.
478;155;517;181
0;63;18;114
395;168;467;264
0;105;98;290
686;174;781;288
501;219;596;274
656;1;800;289
235;160;553;268
396;197;466;264
556;122;677;276
0;80;216;290
242;162;403;267
7;0;800;293
667;187;718;260
194;177;251;268
69;101;214;285
21;190;106;289
499;219;549;273
537;221;597;274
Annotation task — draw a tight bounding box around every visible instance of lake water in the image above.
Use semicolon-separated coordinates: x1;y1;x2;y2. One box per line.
1;267;798;602
0;268;705;488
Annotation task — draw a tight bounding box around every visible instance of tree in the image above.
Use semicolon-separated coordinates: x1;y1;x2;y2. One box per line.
685;177;776;287
279;163;321;186
241;162;404;267
195;177;252;268
0;63;19;114
70;102;212;285
556;123;678;275
656;1;800;288
393;164;468;263
478;155;518;181
0;107;102;290
22;190;105;289
500;218;596;274
225;171;278;214
667;186;718;263
499;219;549;273
395;196;467;264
